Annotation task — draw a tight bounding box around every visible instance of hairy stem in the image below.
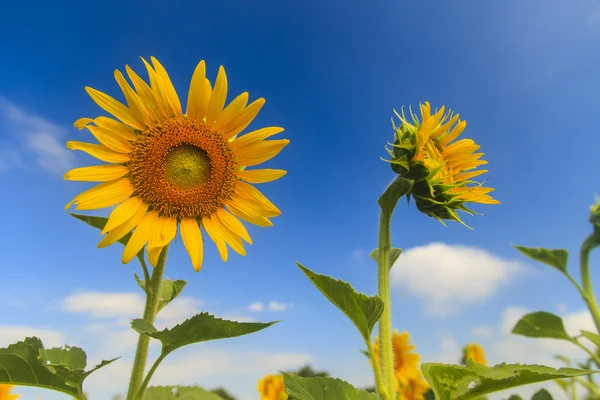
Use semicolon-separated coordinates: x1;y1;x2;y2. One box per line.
580;232;600;334
367;340;389;400
378;210;395;400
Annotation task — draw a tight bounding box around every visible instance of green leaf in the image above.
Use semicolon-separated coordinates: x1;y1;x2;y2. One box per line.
369;248;403;270
506;396;523;400
131;319;158;335
134;272;147;293
378;176;411;218
143;386;223;400
531;389;553;400
281;372;380;400
513;246;569;275
296;262;384;343
157;279;188;313
553;355;571;367
0;337;118;399
581;330;600;347
70;213;133;246
144;312;276;355
511;312;571;341
420;361;597;400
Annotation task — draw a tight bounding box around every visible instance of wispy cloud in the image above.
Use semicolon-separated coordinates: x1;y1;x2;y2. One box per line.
247;302;264;312
0;96;75;175
391;243;526;316
247;301;294;312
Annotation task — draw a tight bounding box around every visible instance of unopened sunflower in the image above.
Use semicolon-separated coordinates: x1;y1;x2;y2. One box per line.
0;384;19;400
462;342;487;365
65;57;289;271
257;374;288;400
386;102;498;226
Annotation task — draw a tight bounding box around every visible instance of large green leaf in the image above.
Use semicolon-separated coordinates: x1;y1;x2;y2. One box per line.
511;312;571;341
581;330;600;347
513;246;569;275
369;248;403;270
421;361;596;400
142;312;276;355
143;386;223;400
0;337;118;399
281;372;380;400
70;213;133;246
296;262;383;342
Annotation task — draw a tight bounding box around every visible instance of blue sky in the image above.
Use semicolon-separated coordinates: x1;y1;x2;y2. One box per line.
1;0;600;399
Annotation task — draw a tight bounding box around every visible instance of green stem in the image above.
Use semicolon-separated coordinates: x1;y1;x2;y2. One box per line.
573;377;600;397
378;210;396;400
126;246;169;400
136;353;167;400
572;340;600;367
367;340;389;400
580;232;600;334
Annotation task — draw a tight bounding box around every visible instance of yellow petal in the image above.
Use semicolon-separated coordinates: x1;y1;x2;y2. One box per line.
150;56;182;116
454;169;488;182
66;141;131;163
102;196;145;235
99;203;148;248
64;165;129;182
180;218;204;272
86;125;132;153
114;69;154;127
122;210;160;263
212;215;246;256
147;216;176;267
206;66;228;126
237;169;286;184
201;216;228;262
186;60;207;119
440;120;467;147
216;208;252;243
74;118;93;129
234;139;290;167
235;181;281;216
226;197;273;227
85;87;144;130
94;116;136;141
141;57;170;117
230;127;284;150
126;65;162;122
214;92;248;130
65;178;134;211
218;98;265;140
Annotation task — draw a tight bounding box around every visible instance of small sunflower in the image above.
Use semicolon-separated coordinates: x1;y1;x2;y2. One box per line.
65;57;289;271
462;343;487;365
398;374;430;400
257;374;288;400
0;385;19;400
386;101;498;227
373;330;421;386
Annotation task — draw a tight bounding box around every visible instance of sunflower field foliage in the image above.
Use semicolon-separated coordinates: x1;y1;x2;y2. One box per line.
0;56;599;400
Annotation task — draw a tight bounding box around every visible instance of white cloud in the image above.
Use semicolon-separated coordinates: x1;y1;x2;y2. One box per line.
0;96;75;175
247;302;264;312
0;325;66;348
63;292;145;318
390;243;525;316
268;301;293;312
469;325;495;339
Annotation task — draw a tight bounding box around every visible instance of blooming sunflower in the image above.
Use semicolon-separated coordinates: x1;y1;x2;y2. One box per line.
257;374;288;400
397;374;430;400
386;101;498;227
462;343;487;365
65;57;289;271
373;330;421;387
0;385;19;400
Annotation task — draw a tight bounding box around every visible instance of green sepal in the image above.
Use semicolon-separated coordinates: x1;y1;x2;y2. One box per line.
281;372;380;400
513;246;569;275
511;312;571;341
421;361;597;400
296;262;383;343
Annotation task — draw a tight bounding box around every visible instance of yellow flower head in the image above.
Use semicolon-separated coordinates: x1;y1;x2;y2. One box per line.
257;374;288;400
65;57;289;271
373;330;421;385
398;374;430;400
462;343;487;365
386;102;498;227
0;384;19;400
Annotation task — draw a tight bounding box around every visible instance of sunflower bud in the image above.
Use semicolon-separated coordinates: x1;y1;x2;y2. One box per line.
589;196;600;230
461;343;487;365
385;102;499;227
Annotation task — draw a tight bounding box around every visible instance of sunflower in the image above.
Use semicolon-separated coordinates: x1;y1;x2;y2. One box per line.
398;374;430;400
373;330;421;387
386;101;498;227
462;343;487;365
65;57;289;271
0;385;19;400
257;374;288;400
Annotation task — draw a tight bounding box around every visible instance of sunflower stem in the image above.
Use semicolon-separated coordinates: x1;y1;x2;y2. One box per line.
126;246;169;400
580;231;600;334
367;340;389;399
377;209;396;400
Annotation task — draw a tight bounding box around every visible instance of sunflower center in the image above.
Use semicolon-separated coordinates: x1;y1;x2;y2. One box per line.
164;144;212;190
128;117;238;219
